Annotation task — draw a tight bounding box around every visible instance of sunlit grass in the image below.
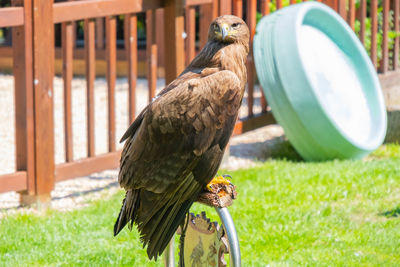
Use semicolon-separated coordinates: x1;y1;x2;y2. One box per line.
1;144;400;266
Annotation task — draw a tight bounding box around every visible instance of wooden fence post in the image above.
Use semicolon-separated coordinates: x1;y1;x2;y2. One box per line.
12;0;36;203
246;0;257;117
338;0;347;19
156;9;165;75
164;0;185;84
62;21;74;163
124;14;138;123
21;0;56;205
84;19;96;157
233;0;243;17
379;0;389;73
219;0;232;16
96;18;105;49
370;0;378;68
146;9;158;101
199;0;218;50
324;0;338;12
106;16;117;152
185;5;196;66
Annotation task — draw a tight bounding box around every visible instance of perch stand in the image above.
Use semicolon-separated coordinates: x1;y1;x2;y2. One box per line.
163;182;241;267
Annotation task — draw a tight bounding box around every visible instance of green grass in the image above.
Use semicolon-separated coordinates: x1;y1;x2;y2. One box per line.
1;144;400;266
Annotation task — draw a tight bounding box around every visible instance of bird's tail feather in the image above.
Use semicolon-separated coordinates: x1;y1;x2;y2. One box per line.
113;189;139;236
138;176;201;260
114;175;202;261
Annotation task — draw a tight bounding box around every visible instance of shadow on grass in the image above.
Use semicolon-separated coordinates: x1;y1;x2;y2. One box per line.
52;180;119;200
230;135;303;162
0;177;119;212
379;207;400;218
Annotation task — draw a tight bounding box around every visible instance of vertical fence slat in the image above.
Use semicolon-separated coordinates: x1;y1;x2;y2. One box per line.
338;0;347;19
276;0;282;10
66;0;76;49
348;0;355;30
219;0;232;15
371;0;378;68
199;4;211;49
84;19;95;157
12;0;36;198
246;0;257;117
146;9;158;102
393;0;399;70
62;22;74;162
155;9;165;78
359;0;366;45
324;0;338;12
379;0;389;73
164;0;185;84
212;0;218;18
260;0;269;113
32;0;55;198
233;0;243;17
125;14;137;124
185;6;196;66
96;18;104;49
106;16;116;152
261;0;270;15
199;0;218;49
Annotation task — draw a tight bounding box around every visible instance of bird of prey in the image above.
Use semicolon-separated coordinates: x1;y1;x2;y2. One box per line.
114;15;249;260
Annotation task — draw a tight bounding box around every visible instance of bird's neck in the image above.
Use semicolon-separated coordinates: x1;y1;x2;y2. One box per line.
189;41;249;88
217;43;248;88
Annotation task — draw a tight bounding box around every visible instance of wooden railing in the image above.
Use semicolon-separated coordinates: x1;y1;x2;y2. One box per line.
0;0;398;204
0;0;214;203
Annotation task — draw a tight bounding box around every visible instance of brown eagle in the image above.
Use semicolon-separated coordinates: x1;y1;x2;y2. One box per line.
114;15;249;260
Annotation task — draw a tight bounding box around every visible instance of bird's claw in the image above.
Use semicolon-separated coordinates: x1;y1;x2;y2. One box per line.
222;174;233;179
206;183;214;191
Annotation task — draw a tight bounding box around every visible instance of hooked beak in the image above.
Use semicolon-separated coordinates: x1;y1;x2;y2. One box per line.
221;23;229;40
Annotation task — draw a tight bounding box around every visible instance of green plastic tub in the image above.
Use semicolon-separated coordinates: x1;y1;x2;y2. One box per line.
253;2;387;161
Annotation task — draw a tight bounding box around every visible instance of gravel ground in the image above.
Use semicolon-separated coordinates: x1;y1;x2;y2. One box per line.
0;74;283;216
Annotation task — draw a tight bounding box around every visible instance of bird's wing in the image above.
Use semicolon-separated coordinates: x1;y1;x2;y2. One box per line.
119;70;203;143
118;69;242;193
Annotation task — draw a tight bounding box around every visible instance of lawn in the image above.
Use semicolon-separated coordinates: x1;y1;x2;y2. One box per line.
1;144;400;266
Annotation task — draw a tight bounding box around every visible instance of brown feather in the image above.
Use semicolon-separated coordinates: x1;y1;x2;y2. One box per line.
114;15;249;260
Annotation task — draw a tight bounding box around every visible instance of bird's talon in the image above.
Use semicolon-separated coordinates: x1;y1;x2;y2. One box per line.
222;174;232;179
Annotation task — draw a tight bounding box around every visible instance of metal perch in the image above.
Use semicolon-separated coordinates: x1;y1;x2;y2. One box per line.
164;180;240;267
215;207;241;267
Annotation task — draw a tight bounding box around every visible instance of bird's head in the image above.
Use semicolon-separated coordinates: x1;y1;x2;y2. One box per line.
208;15;249;45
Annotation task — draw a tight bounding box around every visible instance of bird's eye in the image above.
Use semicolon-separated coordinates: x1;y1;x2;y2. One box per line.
231;23;240;28
213;24;219;31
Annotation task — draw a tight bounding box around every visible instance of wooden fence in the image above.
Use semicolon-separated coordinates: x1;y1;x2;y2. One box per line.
0;0;398;204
